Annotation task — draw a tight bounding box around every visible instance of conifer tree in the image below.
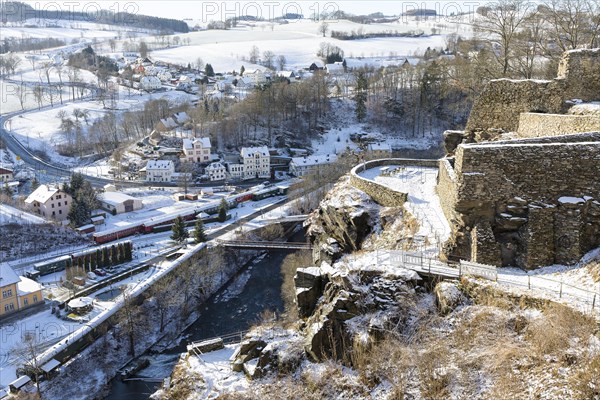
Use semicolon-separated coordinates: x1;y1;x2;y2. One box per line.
218;198;228;222
171;216;189;243
194;219;208;243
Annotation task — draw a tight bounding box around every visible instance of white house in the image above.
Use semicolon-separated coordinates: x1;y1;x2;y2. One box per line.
140;76;162;91
182;137;212;163
241;146;270;180
325;62;345;75
367;142;393;157
227;163;245;180
242;70;269;87
24;184;72;221
206;162;228;181
290;154;337;177
98;191;143;215
0;167;13;182
145;160;174;182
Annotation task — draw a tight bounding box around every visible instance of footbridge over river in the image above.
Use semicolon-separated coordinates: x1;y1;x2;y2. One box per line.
215;239;313;250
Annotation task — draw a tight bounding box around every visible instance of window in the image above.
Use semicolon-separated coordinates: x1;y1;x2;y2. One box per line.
59;210;62;215
4;303;15;312
2;289;13;298
52;204;55;208
33;295;38;303
23;298;28;306
57;195;61;199
52;211;55;216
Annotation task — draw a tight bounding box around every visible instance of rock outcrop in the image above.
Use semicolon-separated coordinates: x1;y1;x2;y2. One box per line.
306;176;380;265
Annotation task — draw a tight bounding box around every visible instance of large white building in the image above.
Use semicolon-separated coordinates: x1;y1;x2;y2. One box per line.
289;154;337;177
241;146;270;180
182;137;212;163
205;162;227;182
25;184;72;221
98;192;143;215
145;160;174;182
140;76;162;91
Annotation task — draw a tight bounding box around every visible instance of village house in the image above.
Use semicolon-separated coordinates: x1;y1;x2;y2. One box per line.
289;154;337;177
24;184;72;221
0;167;13;182
0;264;43;317
325;62;345;75
182;137;212;163
241;146;271;180
140;76;162;91
227;162;245;180
98;191;144;215
145;160;174;182
205;162;228;181
367;142;393;157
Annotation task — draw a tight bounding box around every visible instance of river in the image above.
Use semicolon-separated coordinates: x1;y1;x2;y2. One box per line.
104;230;305;399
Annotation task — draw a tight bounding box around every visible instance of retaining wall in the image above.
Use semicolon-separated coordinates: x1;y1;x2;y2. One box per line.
350;159;438;207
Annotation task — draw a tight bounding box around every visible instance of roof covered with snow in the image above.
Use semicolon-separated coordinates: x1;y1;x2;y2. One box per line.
183;137;211;150
17;276;42;295
98;191;141;206
0;264;20;287
146;160;174;170
206;162;226;171
291;154;337;167
24;184;62;205
241;146;269;158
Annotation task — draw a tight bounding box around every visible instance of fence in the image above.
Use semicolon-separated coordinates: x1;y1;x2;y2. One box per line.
366;250;600;316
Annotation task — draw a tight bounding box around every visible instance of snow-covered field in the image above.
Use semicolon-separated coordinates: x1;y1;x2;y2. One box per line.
149;18;467;72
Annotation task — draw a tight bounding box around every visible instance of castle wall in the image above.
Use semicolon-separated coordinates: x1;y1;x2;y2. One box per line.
465;48;600;134
518;113;600;138
440;134;600;268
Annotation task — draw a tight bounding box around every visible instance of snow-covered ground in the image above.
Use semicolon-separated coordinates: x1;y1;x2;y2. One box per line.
0;204;46;224
358;165;450;255
0;307;95;387
148;18;463;72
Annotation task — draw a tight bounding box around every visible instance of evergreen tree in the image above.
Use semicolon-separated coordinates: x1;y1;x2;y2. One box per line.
124;241;133;261
218;198;228;222
90;252;97;270
117;243;124;264
31;177;40;191
240;65;245;76
205;63;215;77
193;219;208;243
355;70;368;122
96;249;103;268
171;216;189;243
102;247;109;268
110;245;118;266
66;173;98;227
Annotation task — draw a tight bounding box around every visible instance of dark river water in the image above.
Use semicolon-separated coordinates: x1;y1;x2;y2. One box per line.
104;230;304;399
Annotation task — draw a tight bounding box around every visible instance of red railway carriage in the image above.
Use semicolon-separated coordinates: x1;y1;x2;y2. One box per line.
92;223;144;244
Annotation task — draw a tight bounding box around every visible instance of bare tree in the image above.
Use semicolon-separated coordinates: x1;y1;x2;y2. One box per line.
474;0;537;77
319;21;330;37
13;331;44;399
249;45;260;64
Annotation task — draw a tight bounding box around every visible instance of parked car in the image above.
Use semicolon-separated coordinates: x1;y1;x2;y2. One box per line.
93;269;106;277
87;272;98;280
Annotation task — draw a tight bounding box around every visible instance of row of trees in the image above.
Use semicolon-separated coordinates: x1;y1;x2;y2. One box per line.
247;45;288;70
171;199;228;243
69;241;133;275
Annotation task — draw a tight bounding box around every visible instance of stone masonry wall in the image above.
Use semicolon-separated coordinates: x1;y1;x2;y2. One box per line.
350;159;438;207
518;113;600;138
440;135;600;269
465;48;600;134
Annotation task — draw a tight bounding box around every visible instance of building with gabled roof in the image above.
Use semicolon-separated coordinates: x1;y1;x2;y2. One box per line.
182;137;212;163
0;167;13;182
0;264;43;316
241;146;270;180
145;160;174;182
24;184;72;221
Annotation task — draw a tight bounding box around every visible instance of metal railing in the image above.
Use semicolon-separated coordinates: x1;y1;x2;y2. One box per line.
362;250;600;316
